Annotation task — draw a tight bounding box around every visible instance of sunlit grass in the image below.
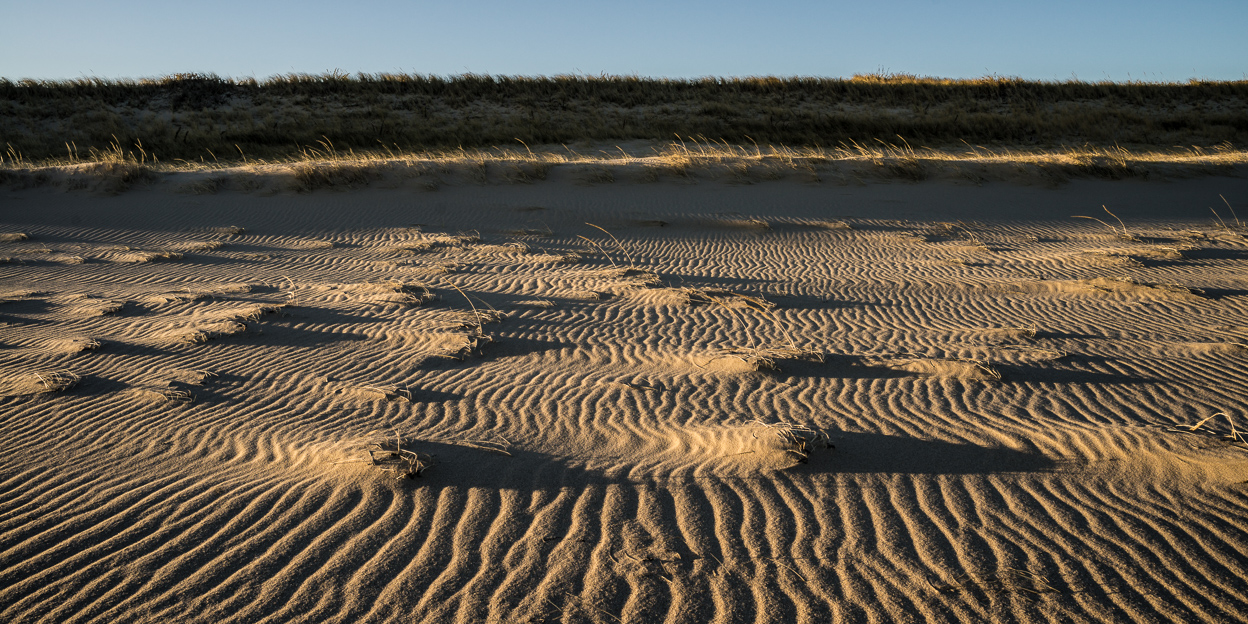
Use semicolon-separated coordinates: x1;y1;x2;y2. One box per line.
3;135;1244;193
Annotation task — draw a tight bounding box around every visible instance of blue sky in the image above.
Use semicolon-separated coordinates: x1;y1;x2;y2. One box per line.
2;0;1246;81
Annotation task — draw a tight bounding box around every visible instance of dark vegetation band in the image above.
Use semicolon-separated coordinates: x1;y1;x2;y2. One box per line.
3;72;1247;162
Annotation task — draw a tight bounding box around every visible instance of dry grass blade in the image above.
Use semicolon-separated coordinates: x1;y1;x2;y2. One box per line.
451;436;513;456
585;222;637;267
1184;412;1225;432
441;277;490;333
1220;194;1242;229
1175;411;1247;445
935;568;1060;596
959;357;1004;380
576;235;618;269
1072;206;1139;241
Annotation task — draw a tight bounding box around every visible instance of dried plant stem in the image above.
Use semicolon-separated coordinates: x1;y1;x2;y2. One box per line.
1220;194;1242;229
442;277;484;331
576;235;618;268
585;222;637;267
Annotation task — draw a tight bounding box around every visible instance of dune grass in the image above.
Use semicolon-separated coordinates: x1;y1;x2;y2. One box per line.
3;72;1247;165
3;134;1244;194
2;73;1246;192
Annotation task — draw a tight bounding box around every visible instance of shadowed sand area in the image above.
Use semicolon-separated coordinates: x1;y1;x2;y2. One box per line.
2;173;1248;623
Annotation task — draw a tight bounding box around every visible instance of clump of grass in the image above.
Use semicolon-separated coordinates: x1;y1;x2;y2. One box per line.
230;303;286;322
291;161;381;191
440;332;495;361
362;281;435;306
73;300;124;316
172;320;247;344
174;240;226;252
79;160;156;194
0;232;30;242
171;369;218;385
1001;324;1038;339
442;277;504;335
689;289;823;370
581;222;639;267
61;337;102;353
714;345;824;371
811;220;852;230
134;385;196;403
749;420;834;463
118;250;184;263
3;370;82;396
503;159;553;183
844;138;929;180
210;225;246;236
34;370;82;392
367;432;433;479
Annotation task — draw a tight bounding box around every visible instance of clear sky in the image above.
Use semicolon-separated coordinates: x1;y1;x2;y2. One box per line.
2;0;1246;81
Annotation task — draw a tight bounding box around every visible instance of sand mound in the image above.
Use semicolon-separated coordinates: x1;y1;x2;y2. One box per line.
891;357;1003;381
0;369;81;396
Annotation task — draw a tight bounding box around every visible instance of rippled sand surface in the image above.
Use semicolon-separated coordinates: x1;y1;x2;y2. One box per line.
2;176;1247;623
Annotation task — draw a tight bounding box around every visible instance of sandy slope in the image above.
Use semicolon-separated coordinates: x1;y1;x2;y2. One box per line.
2;173;1247;623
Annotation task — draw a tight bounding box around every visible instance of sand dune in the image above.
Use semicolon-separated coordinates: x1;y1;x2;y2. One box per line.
2;173;1247;623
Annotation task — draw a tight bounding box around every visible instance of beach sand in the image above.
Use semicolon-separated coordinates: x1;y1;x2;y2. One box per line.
2;171;1247;622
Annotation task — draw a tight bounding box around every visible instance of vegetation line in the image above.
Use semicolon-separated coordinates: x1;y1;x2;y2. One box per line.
2;72;1246;163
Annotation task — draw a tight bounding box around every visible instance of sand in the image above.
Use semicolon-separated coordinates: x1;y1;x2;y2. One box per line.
2;171;1247;623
